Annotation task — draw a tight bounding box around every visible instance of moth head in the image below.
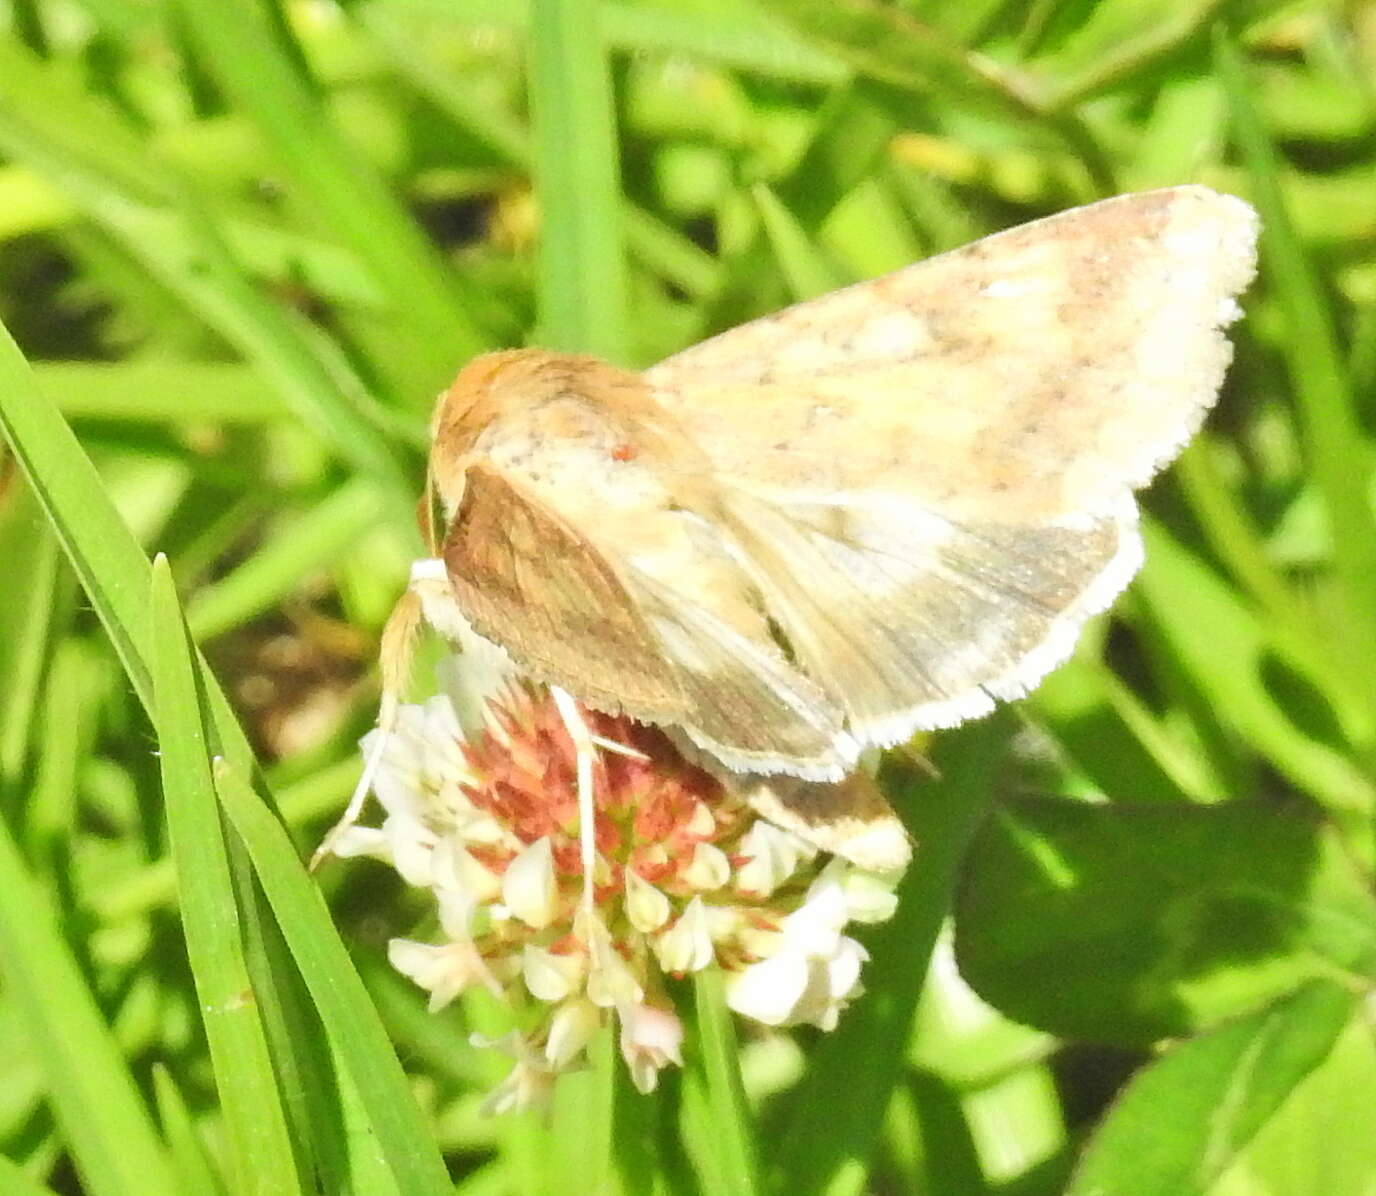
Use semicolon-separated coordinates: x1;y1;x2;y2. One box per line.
423;349;531;528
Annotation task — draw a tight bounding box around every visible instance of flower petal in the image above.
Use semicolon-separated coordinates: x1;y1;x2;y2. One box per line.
654;896;715;974
545;998;602;1069
619;1003;684;1094
726;947;810;1026
682;842;731;891
624;869;671;932
502;836;559;929
780;878;849;956
388;938;494;1010
583;917;644;1007
735;822;814;896
522;944;584;1003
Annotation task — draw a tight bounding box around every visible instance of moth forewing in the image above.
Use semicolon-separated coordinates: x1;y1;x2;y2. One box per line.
646;186;1258;524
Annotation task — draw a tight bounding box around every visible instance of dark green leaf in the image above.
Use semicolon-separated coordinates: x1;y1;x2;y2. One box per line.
956;797;1376;1044
1068;980;1357;1196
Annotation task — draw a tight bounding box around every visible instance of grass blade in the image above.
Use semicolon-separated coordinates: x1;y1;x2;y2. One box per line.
0;317;157;703
753;183;846;300
0;820;177;1195
211;763;453;1196
37;361;283;425
185;479;387;640
149;555;301;1195
172;0;496;385
0;38;418;505
775;713;1013;1196
0;487;63;785
0;316;431;1190
1135;520;1374;819
152;1066;230;1196
681;970;763;1196
527;0;630;359
1215;30;1376;699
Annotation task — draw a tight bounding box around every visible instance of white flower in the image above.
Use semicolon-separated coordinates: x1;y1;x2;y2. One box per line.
618;1003;684;1094
624;869;671;932
522;944;585;1002
793;937;868;1031
387;938;502;1010
334;652;905;1112
382;816;441;887
435;887;479;941
780;877;849;956
545;999;601;1068
685;801;715;837
835;864;901;924
653;896;714;974
584;916;644;1008
682;842;731;891
472;1032;558;1115
431;839;502;904
724;879;871;1029
325;825;389;859
734;822;817;896
725;947;811;1026
435;638;515;739
501;837;559;929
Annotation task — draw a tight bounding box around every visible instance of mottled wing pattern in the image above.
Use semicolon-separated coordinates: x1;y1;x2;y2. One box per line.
647;187;1258;524
638;186;1257;757
442;460;853;777
736;769;912;872
436;188;1257;784
716;492;1136;740
441;462;684;722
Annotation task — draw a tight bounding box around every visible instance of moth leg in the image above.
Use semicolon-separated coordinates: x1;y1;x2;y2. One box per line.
310;589;424;870
590;734;648;761
550;685;601;930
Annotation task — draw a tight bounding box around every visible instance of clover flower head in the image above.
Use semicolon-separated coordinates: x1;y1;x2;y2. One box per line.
330;658;902;1111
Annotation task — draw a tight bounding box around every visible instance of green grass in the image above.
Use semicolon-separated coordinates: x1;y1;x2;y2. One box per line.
1;0;1375;1192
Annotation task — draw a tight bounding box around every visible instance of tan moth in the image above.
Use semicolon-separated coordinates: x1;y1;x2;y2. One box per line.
317;186;1258;887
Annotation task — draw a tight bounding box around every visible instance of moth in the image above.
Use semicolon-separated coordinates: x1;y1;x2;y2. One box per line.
319;186;1258;874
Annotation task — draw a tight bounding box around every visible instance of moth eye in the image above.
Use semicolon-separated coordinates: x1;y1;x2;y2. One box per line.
611;443;638;462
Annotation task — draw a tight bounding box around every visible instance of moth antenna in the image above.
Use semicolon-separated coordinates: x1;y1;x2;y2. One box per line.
311;588;425;870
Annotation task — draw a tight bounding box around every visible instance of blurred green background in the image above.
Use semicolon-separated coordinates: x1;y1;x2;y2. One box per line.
2;0;1376;1193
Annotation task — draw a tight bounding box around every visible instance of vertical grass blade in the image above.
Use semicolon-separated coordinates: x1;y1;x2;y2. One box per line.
775;714;1013;1196
149;556;301;1195
152;1066;231;1196
0;315;429;1191
528;0;630;360
681;969;764;1196
211;764;453;1196
0;490;63;784
0;317;157;703
172;0;493;383
1215;31;1376;701
0;821;178;1195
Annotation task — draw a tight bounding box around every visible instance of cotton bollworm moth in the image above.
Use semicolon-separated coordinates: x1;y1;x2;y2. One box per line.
319;186;1258;872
